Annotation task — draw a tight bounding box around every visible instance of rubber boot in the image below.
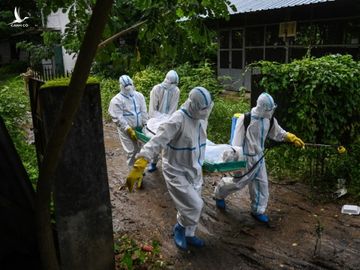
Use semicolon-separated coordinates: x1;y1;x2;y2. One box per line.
148;162;157;173
173;223;187;250
186;236;205;248
215;198;226;210
251;213;269;223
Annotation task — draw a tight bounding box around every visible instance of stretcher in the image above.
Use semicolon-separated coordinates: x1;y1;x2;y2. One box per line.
135;130;246;173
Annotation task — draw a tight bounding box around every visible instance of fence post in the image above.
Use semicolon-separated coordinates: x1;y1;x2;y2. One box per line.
29;81;114;269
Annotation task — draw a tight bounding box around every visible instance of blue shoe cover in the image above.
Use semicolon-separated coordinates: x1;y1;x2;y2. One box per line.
215;198;226;209
251;213;269;223
186;236;205;247
148;163;157;173
173;223;187;250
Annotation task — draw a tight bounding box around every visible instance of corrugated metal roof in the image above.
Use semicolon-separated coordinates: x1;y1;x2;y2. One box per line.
229;0;335;14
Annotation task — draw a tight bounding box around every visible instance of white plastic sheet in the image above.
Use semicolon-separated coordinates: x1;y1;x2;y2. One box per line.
143;112;170;138
143;114;244;164
205;143;244;164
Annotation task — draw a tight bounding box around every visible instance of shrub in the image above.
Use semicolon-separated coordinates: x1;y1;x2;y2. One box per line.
258;54;360;145
207;98;249;143
0;75;38;185
256;55;360;198
99;77;120;122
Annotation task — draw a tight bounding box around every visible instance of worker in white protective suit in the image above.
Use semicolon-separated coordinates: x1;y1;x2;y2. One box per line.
108;75;148;167
147;70;180;172
126;87;213;251
214;92;304;223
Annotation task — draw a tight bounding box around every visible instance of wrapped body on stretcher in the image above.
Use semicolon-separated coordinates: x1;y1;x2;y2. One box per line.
142;113;245;165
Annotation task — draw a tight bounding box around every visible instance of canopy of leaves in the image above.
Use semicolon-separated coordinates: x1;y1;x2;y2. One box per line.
37;0;236;75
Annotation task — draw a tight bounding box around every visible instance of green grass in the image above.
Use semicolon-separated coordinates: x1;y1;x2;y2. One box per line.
0;74;38;186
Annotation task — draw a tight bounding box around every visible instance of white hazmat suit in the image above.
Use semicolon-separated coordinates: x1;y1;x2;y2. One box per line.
147;70;180;171
148;70;180;117
108;75;148;166
137;87;213;238
214;93;287;216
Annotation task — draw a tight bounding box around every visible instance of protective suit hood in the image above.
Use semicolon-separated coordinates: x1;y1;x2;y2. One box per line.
161;70;179;92
119;74;135;95
182;87;213;120
252;92;277;119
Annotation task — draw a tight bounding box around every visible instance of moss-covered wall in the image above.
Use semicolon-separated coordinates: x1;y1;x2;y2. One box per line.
40;76;99;89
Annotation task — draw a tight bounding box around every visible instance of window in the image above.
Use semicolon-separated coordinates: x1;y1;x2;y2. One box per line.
265;48;286;62
232;30;243;48
344;19;360;45
219;30;243;69
289;48;308;61
220;31;230;49
245;48;263;65
232;50;242;68
220;51;229;68
265;25;285;46
245;27;264;46
321;21;344;45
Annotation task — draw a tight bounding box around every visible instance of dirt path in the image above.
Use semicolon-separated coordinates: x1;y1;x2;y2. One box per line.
104;123;360;270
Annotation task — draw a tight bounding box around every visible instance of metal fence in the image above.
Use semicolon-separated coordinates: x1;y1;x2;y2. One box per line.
40;66;71;81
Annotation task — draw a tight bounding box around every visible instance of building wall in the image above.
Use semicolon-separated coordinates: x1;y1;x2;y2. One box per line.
216;0;360;91
47;10;77;74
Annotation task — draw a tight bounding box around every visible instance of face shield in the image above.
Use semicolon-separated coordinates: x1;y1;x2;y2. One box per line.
119;75;135;95
255;92;277;119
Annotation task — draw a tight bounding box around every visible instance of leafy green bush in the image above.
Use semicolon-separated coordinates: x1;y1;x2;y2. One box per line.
208;98;249;143
175;62;223;103
133;62;223;103
100;77;120;122
326;140;360;198
256;55;360;197
132;66;164;103
0;75;38;185
258;54;360;145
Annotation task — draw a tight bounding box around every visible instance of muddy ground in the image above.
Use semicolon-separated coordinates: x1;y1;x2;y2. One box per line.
104;123;360;270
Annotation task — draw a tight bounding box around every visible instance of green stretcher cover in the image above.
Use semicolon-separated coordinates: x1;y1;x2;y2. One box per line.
135;130;246;172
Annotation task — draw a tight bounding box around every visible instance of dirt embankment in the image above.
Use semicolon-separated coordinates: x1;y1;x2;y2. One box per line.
104;123;360;270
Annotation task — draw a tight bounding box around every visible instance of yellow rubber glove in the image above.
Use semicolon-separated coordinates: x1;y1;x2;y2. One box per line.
126;127;137;141
337;146;347;154
285;132;305;148
126;158;148;192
